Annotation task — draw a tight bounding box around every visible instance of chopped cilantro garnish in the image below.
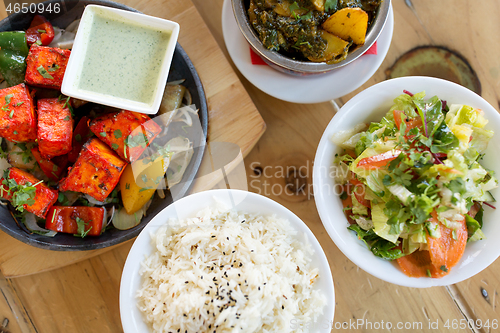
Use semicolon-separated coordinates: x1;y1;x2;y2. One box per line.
75;134;82;142
37;65;54;79
114;129;122;139
75;216;91;238
125;183;130;190
124;133;148;148
324;0;338;11
4;94;13;105
111;143;119;150
63;116;70;121
99;132;107;137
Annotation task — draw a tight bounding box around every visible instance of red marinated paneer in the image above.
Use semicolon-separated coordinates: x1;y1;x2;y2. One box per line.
45;206;105;236
88;110;162;162
59;138;127;202
0;167;58;218
0;83;37;142
37;98;73;159
25;45;70;89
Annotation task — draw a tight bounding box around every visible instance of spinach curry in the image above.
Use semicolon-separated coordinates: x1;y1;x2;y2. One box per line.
248;0;381;63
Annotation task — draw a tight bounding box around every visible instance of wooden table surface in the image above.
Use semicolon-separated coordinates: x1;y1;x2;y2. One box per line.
2;0;500;332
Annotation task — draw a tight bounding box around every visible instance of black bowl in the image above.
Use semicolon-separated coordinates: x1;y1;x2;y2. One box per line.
0;0;208;250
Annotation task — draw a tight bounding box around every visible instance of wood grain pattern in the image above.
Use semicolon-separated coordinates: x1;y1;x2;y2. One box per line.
0;0;265;277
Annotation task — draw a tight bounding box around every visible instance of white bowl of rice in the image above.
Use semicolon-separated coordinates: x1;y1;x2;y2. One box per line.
120;189;334;333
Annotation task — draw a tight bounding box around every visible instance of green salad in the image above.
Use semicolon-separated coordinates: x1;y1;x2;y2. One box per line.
333;91;498;278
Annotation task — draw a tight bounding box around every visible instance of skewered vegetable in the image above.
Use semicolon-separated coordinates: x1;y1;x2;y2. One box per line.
0;32;29;86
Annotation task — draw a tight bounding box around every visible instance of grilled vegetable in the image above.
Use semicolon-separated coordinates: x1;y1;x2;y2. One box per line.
6;141;37;170
37;98;73;159
67;116;93;163
120;156;164;214
0;83;37;142
88;110;162;162
59;138;127;202
0;32;29;86
45;206;105;237
24;45;70;89
26;15;55;46
30;147;66;181
159;84;187;117
1;167;57;218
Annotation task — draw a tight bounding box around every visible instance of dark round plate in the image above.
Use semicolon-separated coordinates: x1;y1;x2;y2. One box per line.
0;0;208;251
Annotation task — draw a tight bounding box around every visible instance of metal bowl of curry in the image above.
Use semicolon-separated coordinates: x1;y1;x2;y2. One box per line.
232;0;391;75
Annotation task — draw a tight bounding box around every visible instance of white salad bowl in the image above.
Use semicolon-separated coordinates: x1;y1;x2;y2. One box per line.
313;76;500;288
120;189;335;332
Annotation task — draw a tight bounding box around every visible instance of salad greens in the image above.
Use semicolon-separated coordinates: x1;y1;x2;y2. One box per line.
333;91;497;273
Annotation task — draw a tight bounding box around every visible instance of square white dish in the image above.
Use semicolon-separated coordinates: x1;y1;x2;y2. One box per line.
62;5;179;114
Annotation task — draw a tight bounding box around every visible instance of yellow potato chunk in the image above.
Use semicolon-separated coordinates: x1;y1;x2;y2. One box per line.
307;30;349;62
322;7;368;45
311;0;325;11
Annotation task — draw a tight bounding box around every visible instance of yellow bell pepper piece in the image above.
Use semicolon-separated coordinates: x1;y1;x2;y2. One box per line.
120;156;165;214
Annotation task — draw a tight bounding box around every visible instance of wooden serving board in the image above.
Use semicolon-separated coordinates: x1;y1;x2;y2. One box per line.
0;0;265;278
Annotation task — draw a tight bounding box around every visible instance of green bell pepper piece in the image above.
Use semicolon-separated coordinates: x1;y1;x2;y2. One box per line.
0;31;29;87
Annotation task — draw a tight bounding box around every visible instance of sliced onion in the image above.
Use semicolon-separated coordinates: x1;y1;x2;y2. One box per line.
106;206;116;226
24;213;57;237
166;79;185;86
65;19;80;33
183;89;192;106
101;206;107;230
84;194;113;206
50;26;63;43
112;207;143;230
143;199;153;214
157;179;166;199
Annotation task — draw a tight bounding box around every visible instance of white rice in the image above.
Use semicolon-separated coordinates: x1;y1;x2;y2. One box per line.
136;202;327;332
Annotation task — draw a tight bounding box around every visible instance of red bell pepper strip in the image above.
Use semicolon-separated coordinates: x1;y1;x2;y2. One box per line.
31;147;67;181
67;116;93;163
26;15;55;46
393;110;423;134
357;150;403;169
45;206;105;237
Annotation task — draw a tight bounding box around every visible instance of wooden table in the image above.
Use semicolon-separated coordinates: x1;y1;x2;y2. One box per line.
1;0;500;332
